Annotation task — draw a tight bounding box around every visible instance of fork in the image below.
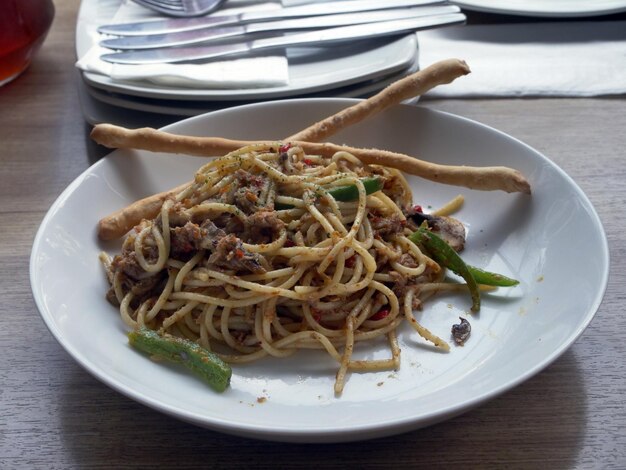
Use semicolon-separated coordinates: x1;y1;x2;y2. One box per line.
132;0;226;17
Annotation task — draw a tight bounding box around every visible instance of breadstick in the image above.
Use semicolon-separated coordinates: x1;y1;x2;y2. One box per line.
311;142;530;194
286;58;471;143
92;125;528;192
98;181;190;241
91;124;246;158
94;59;472;239
92;57;469;152
94;127;529;239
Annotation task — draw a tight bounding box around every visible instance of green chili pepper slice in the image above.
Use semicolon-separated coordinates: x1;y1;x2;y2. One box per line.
467;266;519;287
274;201;296;210
128;327;232;392
409;227;481;312
326;177;382;202
275;177;382;210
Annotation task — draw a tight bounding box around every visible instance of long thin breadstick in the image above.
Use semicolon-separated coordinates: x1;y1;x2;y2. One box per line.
92;125;529;193
92;124;242;157
317;142;530;194
93;125;530;240
286;58;471;143
93;59;525;241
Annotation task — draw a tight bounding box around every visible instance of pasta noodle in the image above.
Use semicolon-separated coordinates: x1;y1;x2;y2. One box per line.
100;143;471;394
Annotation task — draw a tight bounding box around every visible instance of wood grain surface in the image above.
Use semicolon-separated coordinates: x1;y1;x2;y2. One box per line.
1;1;624;468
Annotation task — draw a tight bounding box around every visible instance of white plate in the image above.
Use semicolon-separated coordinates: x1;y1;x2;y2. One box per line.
31;100;608;442
83;51;420;117
76;74;179;128
76;0;418;101
453;0;626;17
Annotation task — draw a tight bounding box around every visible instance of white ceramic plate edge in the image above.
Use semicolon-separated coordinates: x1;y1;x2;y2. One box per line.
453;0;626;17
82;51;420;117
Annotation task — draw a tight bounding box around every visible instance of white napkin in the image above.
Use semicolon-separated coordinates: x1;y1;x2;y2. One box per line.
418;20;626;97
76;0;290;89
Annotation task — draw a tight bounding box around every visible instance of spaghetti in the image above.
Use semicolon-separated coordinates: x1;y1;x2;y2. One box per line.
100;143;475;394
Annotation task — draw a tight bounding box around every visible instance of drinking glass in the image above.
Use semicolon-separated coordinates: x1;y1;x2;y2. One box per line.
0;0;55;86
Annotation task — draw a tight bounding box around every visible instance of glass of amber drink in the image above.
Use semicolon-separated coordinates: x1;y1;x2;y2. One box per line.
0;0;55;86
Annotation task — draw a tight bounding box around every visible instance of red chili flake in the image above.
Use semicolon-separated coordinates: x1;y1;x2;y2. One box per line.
284;239;296;247
370;307;390;321
303;158;314;166
235;249;245;259
278;143;292;153
312;310;322;323
413;205;423;213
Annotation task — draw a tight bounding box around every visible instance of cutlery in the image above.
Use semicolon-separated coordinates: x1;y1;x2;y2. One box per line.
132;0;226;17
101;5;460;50
101;13;465;64
98;0;448;36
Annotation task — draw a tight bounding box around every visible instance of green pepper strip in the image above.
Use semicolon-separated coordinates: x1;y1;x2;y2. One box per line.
409;227;481;312
275;177;382;210
128;327;232;392
467;266;519;287
326;177;383;202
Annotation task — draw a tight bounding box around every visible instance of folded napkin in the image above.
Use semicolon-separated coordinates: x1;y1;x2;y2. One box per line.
418;20;626;97
76;0;289;89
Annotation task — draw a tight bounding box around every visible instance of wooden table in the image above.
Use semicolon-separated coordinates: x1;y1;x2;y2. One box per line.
2;1;624;467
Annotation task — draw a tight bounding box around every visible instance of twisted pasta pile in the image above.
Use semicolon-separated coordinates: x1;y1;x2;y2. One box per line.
101;143;466;393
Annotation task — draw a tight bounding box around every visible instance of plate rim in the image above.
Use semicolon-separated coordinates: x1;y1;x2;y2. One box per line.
81;53;420;117
453;0;626;17
30;99;610;442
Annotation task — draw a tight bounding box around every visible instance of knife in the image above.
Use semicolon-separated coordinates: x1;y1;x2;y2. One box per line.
101;14;465;64
98;0;448;36
101;5;460;50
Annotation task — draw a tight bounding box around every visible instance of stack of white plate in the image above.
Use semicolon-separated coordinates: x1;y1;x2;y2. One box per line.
76;0;421;127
